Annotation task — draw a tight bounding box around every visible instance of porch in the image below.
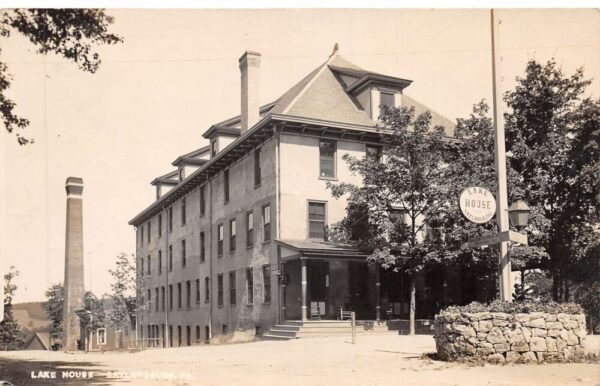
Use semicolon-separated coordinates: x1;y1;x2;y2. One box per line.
276;239;496;325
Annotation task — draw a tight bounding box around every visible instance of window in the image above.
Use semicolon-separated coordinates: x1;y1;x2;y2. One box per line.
222;325;228;334
229;219;236;252
254;148;261;186
211;139;217;158
205;277;210;303
158;250;162;274
168;207;173;233
308;202;327;239
196;326;201;342
168;245;173;271
389;208;406;225
380;91;395;117
161;286;165;311
140;258;144;276
140;226;144;245
186;326;191;346
177;325;182;346
246;211;254;247
147;221;151;243
195;279;200;304
181;198;186;225
246;268;254;305
229;271;236;306
158;214;162;237
224;170;230;202
262;205;271;242
263;265;271;303
168;285;173;310
155;288;159;311
147;289;151;309
200;232;206;262
217;275;223;307
186;280;191;308
181;239;187;267
147;255;151;276
366;145;383;163
177;283;182;309
319;140;336;178
168;325;173;347
97;328;106;345
217;224;224;256
200;186;206;216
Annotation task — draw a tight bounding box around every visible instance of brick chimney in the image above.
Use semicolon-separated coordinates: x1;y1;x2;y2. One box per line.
63;177;85;351
239;51;261;133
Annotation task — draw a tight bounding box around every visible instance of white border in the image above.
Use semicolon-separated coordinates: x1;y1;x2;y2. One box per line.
0;1;597;9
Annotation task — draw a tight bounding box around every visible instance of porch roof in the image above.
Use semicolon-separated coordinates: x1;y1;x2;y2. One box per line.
276;239;371;261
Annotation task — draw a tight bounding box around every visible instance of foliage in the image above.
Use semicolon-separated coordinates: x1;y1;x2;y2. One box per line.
328;105;460;272
0;9;122;144
107;252;137;329
0;266;24;349
76;291;106;331
441;299;583;315
504;59;600;301
44;283;64;342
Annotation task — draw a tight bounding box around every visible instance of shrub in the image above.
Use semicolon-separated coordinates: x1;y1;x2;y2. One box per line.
439;300;583;315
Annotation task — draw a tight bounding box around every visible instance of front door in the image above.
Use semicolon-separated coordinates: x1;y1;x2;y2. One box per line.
308;261;329;318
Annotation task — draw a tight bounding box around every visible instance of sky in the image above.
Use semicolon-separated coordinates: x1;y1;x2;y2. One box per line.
1;9;598;303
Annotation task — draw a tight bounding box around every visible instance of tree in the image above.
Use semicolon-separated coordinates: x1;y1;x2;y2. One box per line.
1;9;122;144
108;252;137;331
504;59;600;302
44;283;64;345
329;105;465;334
76;291;107;346
0;266;24;350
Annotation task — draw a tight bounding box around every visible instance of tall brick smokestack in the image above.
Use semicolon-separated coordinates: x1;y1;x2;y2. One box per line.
239;51;261;134
63;177;85;351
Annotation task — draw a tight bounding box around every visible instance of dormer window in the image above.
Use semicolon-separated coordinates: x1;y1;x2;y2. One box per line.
379;91;395;118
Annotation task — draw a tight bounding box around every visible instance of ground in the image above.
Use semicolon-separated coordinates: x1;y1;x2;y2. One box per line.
0;334;598;386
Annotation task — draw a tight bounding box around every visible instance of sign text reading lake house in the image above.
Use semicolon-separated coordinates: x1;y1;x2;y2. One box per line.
459;187;496;224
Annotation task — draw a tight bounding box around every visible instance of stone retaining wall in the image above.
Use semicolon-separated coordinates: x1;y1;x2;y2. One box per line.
434;312;587;363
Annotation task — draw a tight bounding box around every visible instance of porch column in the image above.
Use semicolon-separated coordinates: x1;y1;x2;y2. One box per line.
301;259;308;322
375;266;381;322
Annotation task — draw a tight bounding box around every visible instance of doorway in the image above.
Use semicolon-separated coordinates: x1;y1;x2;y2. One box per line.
308;260;329;318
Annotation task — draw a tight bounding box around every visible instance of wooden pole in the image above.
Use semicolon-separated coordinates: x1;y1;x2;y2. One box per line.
375;266;381;322
409;277;416;335
301;259;307;322
490;9;512;302
351;311;356;344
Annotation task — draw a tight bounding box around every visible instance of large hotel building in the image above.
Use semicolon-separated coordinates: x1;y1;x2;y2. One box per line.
129;50;459;346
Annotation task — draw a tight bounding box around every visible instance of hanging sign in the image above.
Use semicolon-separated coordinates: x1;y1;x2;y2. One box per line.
459;187;496;224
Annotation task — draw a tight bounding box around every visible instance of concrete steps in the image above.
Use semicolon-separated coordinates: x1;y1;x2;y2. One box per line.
262;320;395;340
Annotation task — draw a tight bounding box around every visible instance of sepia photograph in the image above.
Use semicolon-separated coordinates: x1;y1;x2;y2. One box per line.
0;3;599;385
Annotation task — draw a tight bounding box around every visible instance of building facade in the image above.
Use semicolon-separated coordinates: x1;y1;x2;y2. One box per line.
130;50;482;347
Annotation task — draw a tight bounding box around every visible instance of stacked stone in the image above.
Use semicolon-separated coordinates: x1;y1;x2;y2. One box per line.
434;312;587;363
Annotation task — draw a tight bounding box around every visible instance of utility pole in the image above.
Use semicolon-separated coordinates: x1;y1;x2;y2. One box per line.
490;9;512;302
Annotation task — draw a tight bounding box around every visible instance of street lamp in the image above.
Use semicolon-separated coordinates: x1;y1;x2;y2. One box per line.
508;200;531;231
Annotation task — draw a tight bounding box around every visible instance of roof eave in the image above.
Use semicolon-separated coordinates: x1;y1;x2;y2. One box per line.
346;74;413;94
129;115;275;225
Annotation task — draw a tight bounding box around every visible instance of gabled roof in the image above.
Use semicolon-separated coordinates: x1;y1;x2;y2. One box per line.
25;332;51;350
151;170;179;186
172;146;210;167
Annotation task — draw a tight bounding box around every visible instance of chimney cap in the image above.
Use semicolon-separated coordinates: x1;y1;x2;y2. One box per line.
239;51;261;63
65;177;84;186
